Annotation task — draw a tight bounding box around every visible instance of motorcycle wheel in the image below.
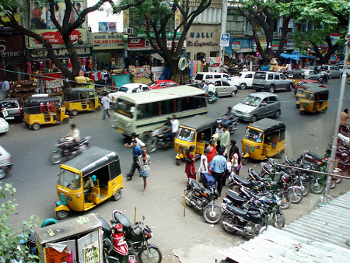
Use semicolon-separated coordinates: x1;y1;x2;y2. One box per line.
49;151;62;165
301;181;310;197
330;180;336;189
203;204;222;224
280;192;291;210
271;211;285;229
310;178;325;194
288;187;303;204
148;143;156;153
185;189;194;207
176;159;182;166
138;245;162;263
0;169;7;179
221;214;237;234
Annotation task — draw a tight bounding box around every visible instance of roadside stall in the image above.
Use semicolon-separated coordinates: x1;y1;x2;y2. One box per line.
35;213;103;263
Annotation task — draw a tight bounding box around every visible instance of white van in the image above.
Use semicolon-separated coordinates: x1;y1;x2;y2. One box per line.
193;72;231;84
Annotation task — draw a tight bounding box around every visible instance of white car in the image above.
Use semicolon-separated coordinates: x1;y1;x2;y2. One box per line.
228;71;255;89
209;80;238;97
0;145;12;179
108;83;150;103
0;118;9;134
301;69;321;80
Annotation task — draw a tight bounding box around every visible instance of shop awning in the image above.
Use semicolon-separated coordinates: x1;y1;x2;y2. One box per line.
151;53;164;62
235;48;253;53
280;53;300;61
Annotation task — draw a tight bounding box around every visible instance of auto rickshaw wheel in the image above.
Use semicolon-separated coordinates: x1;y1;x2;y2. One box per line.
71;110;78;116
62;118;69;124
113;189;122;201
241;157;249;165
176;159;182;166
56;210;69;220
32;123;40;130
251;115;257;123
276;150;284;159
300;110;305;115
96;105;101;111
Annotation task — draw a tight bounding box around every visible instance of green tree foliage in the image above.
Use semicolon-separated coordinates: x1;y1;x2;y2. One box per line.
0;183;39;262
0;0;145;80
117;0;211;83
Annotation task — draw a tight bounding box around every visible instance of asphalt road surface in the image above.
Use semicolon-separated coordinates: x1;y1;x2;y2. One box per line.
1;77;350;262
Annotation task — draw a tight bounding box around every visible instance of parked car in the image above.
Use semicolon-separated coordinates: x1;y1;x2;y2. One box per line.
294;80;327;94
232;92;281;122
0;118;9;134
209;80;237;97
193;72;231;84
229;71;256;89
149;80;179;89
108;83;150;103
0;145;12;179
253;71;294;93
315;65;341;78
301;69;321;80
0;98;23;120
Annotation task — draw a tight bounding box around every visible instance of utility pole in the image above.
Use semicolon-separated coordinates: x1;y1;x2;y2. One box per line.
220;0;228;71
323;9;350;203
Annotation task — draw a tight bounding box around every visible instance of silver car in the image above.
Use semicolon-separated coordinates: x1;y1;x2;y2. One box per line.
232;92;281;122
253;71;294;93
210;80;238;97
0;145;12;179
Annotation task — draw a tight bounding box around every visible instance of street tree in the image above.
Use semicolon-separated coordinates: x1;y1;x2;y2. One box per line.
0;0;145;81
115;0;211;83
0;182;39;262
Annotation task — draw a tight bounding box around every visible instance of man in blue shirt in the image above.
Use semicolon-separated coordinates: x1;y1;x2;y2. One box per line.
209;146;227;196
126;139;142;181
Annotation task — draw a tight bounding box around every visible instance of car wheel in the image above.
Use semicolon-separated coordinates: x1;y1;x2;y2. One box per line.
287;84;293;91
251;115;257;123
269;86;275;93
274;110;281;118
231;90;237;97
329;74;332;80
240;83;247;90
0;169;8;179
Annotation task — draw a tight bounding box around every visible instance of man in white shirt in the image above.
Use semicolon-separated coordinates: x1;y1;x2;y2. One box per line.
101;93;111;120
125;132;146;148
63;123;80;142
171;115;179;134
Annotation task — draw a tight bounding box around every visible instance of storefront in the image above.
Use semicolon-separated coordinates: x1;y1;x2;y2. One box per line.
185;24;221;61
92;32;126;70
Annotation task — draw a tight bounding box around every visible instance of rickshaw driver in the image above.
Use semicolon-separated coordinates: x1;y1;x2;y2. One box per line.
219;107;235;127
83;175;94;202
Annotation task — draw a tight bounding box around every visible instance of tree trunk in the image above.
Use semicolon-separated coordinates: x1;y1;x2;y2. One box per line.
170;60;182;84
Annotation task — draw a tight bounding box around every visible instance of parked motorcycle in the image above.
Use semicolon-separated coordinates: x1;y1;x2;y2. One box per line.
185;178;222;224
217;117;238;134
99;211;162;263
49;136;91;164
147;129;174;153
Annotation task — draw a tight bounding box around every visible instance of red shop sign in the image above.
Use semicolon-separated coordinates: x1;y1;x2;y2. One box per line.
34;30;82;45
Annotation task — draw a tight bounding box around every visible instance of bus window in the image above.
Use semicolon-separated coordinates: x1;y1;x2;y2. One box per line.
116;99;135;119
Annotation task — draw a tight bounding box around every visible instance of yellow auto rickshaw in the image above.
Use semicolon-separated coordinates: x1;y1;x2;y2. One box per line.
174;115;217;165
241;118;286;164
75;76;94;89
63;87;101;116
23;96;69;130
299;86;329;115
55;146;124;220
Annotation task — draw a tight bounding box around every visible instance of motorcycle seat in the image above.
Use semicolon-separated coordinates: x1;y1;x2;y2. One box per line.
305;151;323;161
285;156;299;167
226;204;248;217
189;179;203;192
113;211;132;229
227;192;246;204
233;174;252;187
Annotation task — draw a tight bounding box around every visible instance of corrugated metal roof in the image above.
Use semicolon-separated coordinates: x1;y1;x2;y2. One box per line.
220;191;350;263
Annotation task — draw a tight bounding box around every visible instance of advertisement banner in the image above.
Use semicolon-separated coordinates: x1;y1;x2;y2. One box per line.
0;13;20;29
0;35;24;59
174;9;181;29
231;41;240;51
123;9;129;28
220;33;230;47
30;0;84;30
92;33;124;50
28;28;86;48
27;46;93;60
98;22;117;32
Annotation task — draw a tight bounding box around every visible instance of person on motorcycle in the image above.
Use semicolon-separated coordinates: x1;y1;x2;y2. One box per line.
202;80;209;93
340;109;350;132
62;124;80;150
171;115;180;135
219;107;235;127
158;117;172;146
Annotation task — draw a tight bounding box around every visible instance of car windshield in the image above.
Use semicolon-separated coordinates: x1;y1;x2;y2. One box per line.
119;87;129;93
176;127;195;142
244;128;263;142
241;95;262;107
149;82;157;87
58;169;81;190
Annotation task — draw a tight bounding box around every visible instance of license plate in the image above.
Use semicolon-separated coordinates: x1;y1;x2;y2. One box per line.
208;98;212;102
5;117;14;120
117;128;124;134
128;255;136;260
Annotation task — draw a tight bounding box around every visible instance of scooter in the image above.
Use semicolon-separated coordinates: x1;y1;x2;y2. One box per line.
49;136;91;164
217;117;238;134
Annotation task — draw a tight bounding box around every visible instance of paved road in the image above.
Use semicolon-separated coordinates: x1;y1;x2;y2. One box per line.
1;78;350;262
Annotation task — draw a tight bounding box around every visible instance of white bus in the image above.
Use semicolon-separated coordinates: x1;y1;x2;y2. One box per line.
113;85;208;142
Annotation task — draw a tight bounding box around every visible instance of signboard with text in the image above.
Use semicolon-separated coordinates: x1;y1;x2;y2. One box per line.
0;35;24;59
92;33;124;50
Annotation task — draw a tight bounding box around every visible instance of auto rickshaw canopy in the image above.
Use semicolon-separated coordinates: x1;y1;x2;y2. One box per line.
248;118;286;134
23;96;61;114
298;82;326;91
179;115;217;132
62;146;120;177
303;85;329;97
63;88;96;101
75;76;93;84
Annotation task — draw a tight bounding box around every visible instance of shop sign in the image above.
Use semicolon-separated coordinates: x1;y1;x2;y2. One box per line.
232;39;251;49
92;33;124;50
98;22;116;33
0;35;24;59
187;40;218;47
190;32;213;38
27;46;93;60
136;32;182;38
166;40;186;49
29;29;86;48
231;41;240;51
128;38;158;50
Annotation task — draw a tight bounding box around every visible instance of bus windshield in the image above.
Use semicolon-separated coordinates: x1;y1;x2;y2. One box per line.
116;99;135;118
58;169;81;190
